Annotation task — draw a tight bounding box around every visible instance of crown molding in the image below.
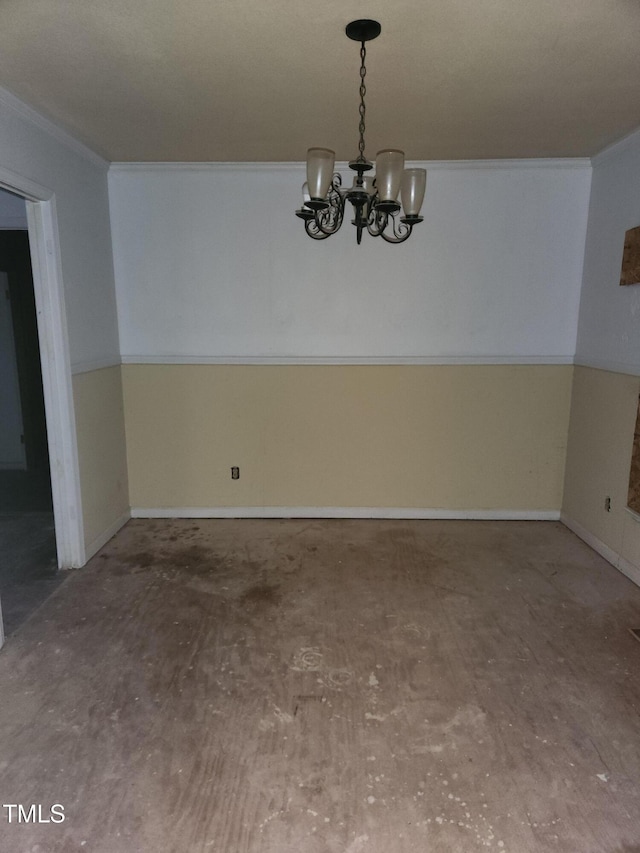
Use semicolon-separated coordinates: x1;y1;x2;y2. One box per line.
0;86;109;171
109;158;591;174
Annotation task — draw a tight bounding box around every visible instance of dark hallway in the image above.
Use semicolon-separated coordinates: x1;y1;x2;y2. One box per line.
0;220;60;638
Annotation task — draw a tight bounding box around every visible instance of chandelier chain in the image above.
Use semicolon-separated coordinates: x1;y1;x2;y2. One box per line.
358;42;367;161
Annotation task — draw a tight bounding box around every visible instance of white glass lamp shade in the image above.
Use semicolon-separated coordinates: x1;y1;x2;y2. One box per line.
375;149;405;201
400;169;427;217
306;148;335;200
302;181;311;205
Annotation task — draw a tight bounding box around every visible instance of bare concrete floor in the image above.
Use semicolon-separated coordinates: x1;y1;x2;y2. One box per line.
0;519;640;853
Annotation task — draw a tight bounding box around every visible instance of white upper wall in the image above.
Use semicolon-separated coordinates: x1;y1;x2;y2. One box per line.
109;162;592;362
575;129;640;374
0;89;120;372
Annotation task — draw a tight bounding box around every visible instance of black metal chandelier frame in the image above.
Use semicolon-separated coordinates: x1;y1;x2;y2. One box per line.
295;19;425;245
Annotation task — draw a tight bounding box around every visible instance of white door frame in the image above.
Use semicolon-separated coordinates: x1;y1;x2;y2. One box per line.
0;166;85;574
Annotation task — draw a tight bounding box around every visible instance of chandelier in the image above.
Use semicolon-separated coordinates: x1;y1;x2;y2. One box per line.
295;19;426;245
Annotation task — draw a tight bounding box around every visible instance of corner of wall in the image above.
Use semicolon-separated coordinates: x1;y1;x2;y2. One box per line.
73;364;130;560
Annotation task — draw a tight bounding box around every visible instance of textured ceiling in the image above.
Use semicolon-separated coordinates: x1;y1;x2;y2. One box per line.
1;0;640;162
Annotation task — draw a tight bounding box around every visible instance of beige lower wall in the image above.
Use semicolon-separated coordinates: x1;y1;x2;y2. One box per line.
122;364;572;511
73;365;130;550
67;362;640;570
563;365;640;570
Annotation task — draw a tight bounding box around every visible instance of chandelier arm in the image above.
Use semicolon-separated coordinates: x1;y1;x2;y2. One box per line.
310;176;345;236
314;206;343;236
329;173;343;205
304;219;333;240
378;214;414;244
366;205;388;237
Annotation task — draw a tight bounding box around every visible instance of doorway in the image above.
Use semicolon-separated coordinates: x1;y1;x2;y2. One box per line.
0;168;87;648
0;195;61;637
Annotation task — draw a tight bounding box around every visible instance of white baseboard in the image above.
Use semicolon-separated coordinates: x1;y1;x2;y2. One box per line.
131;506;561;521
560;513;640;589
83;509;131;564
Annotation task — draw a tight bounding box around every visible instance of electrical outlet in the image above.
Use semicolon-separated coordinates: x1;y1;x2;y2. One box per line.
605;496;611;512
231;466;240;480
